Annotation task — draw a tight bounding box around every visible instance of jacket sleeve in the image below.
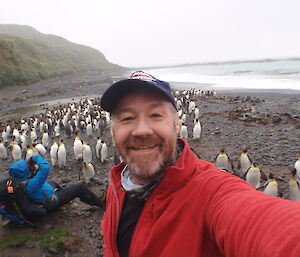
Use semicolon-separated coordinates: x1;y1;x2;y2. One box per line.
204;169;300;257
26;155;51;195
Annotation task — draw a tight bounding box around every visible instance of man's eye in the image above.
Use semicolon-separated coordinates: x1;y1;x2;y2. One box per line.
121;117;133;122
150;113;162;118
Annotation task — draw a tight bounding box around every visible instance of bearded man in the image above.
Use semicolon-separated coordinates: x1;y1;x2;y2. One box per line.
100;71;300;257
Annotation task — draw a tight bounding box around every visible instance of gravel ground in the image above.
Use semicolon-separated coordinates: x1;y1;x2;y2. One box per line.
0;71;300;256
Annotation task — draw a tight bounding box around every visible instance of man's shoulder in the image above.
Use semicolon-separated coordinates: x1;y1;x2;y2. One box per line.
192;158;248;189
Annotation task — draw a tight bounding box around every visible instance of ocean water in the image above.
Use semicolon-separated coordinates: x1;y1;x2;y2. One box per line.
144;59;300;91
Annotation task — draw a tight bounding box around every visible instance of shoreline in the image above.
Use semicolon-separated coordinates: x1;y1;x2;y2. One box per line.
1;71;300;123
170;81;300;99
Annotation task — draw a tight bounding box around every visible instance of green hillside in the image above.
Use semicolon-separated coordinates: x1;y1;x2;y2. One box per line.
0;24;122;87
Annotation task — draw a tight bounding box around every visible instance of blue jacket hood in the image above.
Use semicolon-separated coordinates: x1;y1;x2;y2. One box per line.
9;160;30;182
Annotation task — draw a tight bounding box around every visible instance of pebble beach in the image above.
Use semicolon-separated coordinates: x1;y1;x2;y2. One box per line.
0;70;300;256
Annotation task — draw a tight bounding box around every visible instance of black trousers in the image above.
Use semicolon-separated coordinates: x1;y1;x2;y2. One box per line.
46;182;105;212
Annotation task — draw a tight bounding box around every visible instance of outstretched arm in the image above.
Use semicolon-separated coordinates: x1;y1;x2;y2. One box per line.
205;170;300;257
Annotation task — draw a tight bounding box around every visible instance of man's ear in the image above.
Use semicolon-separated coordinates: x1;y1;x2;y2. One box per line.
175;117;180;134
110;126;116;147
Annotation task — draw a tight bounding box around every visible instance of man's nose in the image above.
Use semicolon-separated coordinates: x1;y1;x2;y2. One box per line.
131;118;153;137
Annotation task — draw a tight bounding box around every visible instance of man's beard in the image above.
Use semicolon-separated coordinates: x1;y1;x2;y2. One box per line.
117;137;177;183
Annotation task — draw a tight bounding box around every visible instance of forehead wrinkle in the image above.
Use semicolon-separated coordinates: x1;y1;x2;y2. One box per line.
115;101;168;115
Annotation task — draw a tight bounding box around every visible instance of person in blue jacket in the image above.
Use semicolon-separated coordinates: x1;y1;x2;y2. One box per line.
8;155;105;221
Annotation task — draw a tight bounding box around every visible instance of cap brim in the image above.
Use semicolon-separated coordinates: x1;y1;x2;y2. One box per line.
100;79;175;112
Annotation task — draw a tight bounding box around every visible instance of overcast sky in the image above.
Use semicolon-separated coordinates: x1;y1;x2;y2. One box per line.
1;0;300;67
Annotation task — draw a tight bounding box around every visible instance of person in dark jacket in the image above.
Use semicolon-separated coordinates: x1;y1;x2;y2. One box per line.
8;155;105;222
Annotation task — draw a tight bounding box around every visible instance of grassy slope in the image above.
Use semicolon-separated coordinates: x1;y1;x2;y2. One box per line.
0;24;121;87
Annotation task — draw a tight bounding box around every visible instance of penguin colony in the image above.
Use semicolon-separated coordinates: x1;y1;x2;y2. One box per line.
174;89;300;201
0;89;299;202
0;98;112;185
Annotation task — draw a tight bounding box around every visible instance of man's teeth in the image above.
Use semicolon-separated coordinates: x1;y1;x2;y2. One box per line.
134;146;155;150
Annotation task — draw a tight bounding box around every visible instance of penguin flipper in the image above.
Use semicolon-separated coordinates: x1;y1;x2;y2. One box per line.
213;154;219;163
241;168;250;180
297;180;300;191
248;155;253;165
256;185;266;192
237;160;241;170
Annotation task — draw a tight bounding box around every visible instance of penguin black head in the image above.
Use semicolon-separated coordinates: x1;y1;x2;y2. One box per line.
291;168;297;177
268;173;275;179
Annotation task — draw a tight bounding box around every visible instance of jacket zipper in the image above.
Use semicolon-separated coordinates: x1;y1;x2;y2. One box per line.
111;172;122;257
127;189;157;257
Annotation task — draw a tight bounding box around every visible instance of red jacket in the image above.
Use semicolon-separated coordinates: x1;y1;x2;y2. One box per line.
102;139;300;257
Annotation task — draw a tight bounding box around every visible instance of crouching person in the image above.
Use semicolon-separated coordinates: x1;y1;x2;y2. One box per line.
0;176;47;223
8;155;106;222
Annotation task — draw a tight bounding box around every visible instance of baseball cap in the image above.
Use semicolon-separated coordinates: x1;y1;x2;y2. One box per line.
100;71;176;112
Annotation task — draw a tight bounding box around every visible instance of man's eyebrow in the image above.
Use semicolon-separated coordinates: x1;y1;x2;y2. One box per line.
116;102;165;114
149;102;165;109
115;107;134;114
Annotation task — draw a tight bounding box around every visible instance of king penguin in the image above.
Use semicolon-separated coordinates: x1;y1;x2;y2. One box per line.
214;148;233;172
58;139;67;169
73;132;83;161
86;122;93;138
82;141;92;164
34;143;47;157
25;145;34;162
194;106;200;120
1;130;8;143
42;130;50;149
19;131;28;152
295;157;300;179
10;143;22;161
245;162;261;189
289;168;300;202
188;100;195;114
50;140;59;167
238;149;252;177
0;140;8;159
101;141;108;163
180;123;188;140
81;163;95;183
30;128;37;144
192;119;201;140
96;137;102;159
263;173;279;197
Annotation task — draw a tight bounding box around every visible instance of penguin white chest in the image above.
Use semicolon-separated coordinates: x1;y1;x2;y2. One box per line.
246;167;260;189
264;180;278;197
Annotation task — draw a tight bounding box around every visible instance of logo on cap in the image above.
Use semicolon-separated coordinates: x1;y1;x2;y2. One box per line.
128;71;157;84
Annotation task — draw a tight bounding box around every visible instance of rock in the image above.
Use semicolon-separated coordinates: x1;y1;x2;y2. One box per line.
21;89;28;93
58;170;65;175
71;202;80;209
61;178;71;183
85;223;93;230
84;211;91;217
91;231;97;238
43;224;53;230
272;116;282;124
25;240;39;248
49;247;59;253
